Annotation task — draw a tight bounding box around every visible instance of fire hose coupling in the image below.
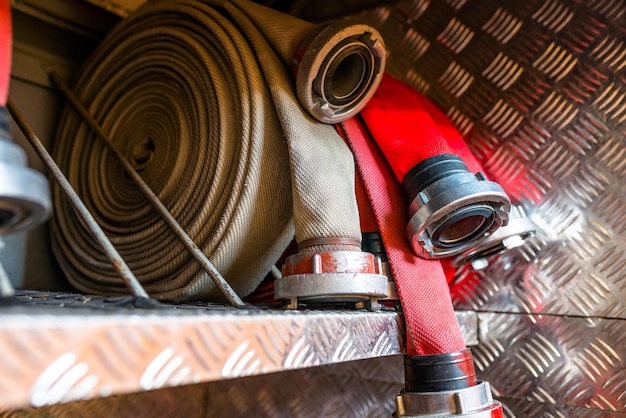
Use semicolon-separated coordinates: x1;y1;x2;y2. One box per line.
453;204;536;270
294;20;386;124
402;154;511;259
0;107;51;236
274;240;389;310
395;349;503;417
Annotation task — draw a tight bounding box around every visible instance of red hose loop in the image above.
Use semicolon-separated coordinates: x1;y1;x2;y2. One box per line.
360;74;451;182
338;117;466;356
408;90;484;175
0;0;11;106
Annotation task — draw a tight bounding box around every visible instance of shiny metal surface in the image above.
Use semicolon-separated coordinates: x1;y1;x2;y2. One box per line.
5;0;626;415
407;170;510;259
275;250;388;309
0;291;481;412
295;21;386;123
353;0;626;414
395;381;500;417
453;205;536;270
0;293;401;411
0;110;51;237
4;312;611;417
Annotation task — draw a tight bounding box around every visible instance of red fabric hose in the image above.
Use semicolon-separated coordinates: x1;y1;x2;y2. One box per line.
0;0;11;106
408;89;483;174
338;117;466;356
359;75;452;182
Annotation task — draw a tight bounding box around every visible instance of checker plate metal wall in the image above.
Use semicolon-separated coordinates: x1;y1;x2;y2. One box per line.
354;0;626;414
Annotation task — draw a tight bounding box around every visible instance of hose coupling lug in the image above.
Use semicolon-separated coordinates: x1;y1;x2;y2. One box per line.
453;205;537;270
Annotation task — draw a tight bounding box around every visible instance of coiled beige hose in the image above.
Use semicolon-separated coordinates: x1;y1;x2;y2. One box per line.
52;0;361;300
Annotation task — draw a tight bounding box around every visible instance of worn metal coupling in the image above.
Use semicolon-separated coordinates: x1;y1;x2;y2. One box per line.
395;350;503;418
362;232;398;302
403;155;510;259
453;204;536;270
0;107;51;236
274;249;389;310
294;20;386;124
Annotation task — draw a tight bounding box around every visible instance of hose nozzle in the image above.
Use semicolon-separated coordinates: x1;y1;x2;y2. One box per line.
294;20;386;123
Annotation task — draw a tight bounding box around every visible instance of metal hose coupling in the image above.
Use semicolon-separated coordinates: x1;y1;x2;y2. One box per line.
453;205;536;270
402;154;510;259
0;107;51;236
294;20;386;124
395;349;503;418
274;239;389;310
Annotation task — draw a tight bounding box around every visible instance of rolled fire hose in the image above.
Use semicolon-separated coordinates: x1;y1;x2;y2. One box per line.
52;0;386;300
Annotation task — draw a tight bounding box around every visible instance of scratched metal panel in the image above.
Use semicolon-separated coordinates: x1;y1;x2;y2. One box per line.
0;361;403;418
0;292;403;411
5;324;625;417
354;0;626;413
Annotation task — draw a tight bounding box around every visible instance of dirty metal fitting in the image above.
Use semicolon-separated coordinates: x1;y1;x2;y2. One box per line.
362;232;398;301
395;350;503;417
402;154;510;259
0;107;51;236
452;205;536;270
274;247;389;310
294;20;386;124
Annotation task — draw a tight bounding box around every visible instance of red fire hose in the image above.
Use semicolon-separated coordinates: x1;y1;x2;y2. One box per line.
341;75;504;416
0;0;11;106
338;115;466;356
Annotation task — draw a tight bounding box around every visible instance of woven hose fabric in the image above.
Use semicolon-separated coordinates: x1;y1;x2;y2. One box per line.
339;117;466;355
52;0;361;300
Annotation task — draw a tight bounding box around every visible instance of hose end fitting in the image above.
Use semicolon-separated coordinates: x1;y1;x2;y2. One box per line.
294;20;386;124
274;247;389;310
402;154;510;259
395;350;504;417
453;204;536;270
0;107;51;236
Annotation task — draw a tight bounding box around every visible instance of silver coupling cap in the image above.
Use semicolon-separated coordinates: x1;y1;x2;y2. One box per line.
402;155;510;259
293;20;386;124
0;107;51;236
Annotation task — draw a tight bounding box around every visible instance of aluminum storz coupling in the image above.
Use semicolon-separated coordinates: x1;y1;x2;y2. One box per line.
274;246;389;310
395;349;503;418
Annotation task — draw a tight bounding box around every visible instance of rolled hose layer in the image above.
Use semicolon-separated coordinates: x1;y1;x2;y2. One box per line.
52;0;362;300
